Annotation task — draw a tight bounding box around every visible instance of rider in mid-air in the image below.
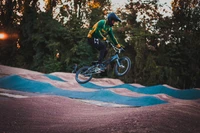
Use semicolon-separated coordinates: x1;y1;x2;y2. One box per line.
87;12;122;72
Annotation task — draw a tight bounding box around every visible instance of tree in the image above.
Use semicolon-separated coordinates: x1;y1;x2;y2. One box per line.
119;0;166;84
154;0;200;88
0;0;25;65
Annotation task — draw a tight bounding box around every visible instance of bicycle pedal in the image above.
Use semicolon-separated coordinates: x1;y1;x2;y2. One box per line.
95;68;101;73
95;70;101;73
95;67;105;73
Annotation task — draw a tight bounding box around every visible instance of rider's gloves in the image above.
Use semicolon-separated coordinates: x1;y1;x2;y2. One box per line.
87;34;92;38
116;44;121;48
103;37;107;41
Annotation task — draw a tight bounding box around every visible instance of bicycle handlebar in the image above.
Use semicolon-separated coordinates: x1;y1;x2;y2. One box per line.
105;40;125;54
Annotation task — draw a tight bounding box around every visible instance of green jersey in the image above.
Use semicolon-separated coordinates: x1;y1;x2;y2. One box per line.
87;20;119;45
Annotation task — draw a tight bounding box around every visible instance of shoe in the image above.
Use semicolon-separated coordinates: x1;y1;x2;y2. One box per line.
95;64;105;73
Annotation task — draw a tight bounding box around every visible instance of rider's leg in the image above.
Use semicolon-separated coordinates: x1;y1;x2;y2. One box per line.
98;44;106;64
95;41;107;71
88;38;106;63
103;49;108;61
95;41;107;69
88;38;106;71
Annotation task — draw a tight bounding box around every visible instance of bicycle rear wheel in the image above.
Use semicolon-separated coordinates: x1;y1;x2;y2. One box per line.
114;57;131;77
75;66;93;84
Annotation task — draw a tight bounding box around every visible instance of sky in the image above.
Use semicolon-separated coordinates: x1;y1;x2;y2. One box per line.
38;0;172;10
38;0;173;16
111;0;172;8
110;0;172;16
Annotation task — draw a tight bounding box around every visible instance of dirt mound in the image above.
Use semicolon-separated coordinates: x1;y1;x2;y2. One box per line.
0;65;200;133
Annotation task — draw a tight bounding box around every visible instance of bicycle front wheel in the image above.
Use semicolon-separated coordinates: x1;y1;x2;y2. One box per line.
75;66;93;84
114;57;131;77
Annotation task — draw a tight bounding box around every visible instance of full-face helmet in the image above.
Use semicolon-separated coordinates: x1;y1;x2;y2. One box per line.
107;12;121;26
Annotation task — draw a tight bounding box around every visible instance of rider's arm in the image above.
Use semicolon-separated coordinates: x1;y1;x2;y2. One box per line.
108;28;119;45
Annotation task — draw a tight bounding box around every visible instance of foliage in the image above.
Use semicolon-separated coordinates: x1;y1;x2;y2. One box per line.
154;0;200;88
0;0;200;88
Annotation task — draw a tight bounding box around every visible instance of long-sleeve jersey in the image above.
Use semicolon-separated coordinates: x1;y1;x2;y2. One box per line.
87;20;119;45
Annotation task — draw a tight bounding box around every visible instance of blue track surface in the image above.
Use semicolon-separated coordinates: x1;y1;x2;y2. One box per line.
81;82;200;100
0;75;200;107
44;74;67;82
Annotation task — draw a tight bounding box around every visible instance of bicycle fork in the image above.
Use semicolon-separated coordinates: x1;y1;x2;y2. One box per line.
116;59;125;68
112;54;125;68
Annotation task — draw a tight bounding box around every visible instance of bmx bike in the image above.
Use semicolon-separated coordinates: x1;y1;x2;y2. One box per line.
75;40;131;84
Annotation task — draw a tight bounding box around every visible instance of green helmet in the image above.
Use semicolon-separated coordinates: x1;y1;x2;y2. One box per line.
107;12;121;26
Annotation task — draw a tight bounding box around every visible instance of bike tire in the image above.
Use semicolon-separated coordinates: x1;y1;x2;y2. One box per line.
75;66;93;84
114;56;131;77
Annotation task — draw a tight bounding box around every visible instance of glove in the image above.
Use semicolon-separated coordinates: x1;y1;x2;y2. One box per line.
103;37;107;41
87;33;92;38
116;44;121;48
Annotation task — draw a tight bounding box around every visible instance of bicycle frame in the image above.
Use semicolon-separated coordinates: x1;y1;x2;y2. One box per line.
75;41;131;83
102;41;123;67
102;53;120;67
85;42;123;75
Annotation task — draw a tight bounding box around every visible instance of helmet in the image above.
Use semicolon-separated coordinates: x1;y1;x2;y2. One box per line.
107;12;121;26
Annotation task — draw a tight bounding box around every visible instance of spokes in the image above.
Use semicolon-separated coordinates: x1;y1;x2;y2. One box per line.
78;70;91;80
118;60;128;73
75;66;93;84
78;73;91;81
114;57;131;77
